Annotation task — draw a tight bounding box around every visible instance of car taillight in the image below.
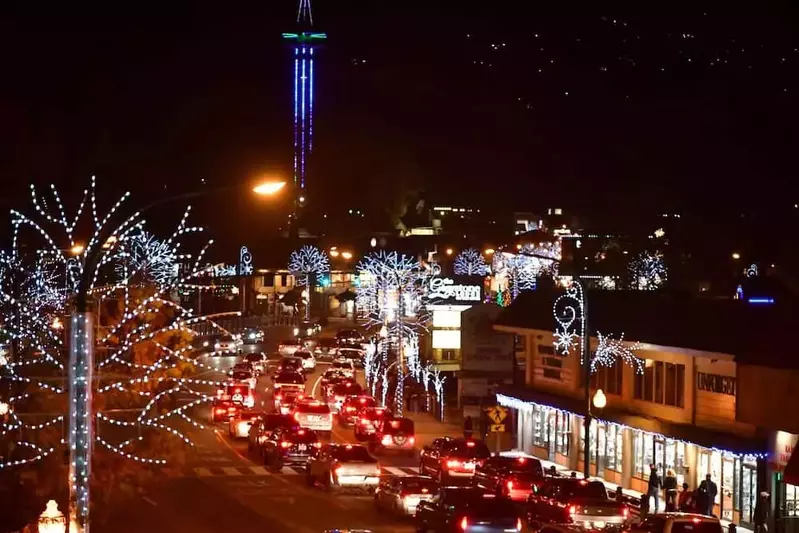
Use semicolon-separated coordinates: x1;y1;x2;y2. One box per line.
297;429;305;435
622;506;629;519
360;418;370;425
568;505;577;518
446;460;461;469
381;435;392;446
345;406;356;412
293;413;300;420
507;480;514;490
334;465;343;476
460;516;468;531
275;394;282;401
516;518;522;532
409;436;416;445
280;441;291;449
312;442;322;448
215;408;224;414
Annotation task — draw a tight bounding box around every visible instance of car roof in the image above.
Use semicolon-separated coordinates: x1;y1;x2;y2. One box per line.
656;513;720;522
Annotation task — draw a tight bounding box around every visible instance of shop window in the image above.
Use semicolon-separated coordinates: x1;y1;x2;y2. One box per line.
634;359;685;408
785;483;799;517
633;430;655;479
533;406;547;447
441;350;457;361
538;344;555;356
555;412;570;456
591;360;623;396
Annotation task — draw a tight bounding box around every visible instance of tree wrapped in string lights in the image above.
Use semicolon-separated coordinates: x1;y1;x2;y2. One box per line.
0;179;236;528
628;250;667;290
287;245;330;319
453;248;488;276
355;250;435;415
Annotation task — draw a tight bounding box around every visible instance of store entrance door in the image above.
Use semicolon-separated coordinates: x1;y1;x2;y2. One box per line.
741;464;757;526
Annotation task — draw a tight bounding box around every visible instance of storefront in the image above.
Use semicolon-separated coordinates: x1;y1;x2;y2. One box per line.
427;276;485;370
770;431;799;522
499;392;767;526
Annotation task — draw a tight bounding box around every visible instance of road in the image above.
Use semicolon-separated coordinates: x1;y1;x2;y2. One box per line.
98;328;421;533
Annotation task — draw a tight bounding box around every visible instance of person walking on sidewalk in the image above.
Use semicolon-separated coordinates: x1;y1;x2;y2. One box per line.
754;491;770;533
678;483;695;512
647;464;662;513
664;469;678;511
463;416;473;439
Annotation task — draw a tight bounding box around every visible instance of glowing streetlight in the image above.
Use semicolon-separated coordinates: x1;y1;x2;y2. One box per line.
592;389;607;410
732;252;741;260
252;181;287;196
516;243;522;250
0;401;9;416
341;251;353;260
370;238;377;248
70;244;85;256
38;500;67;533
51;317;64;330
445;248;454;256
484;248;495;256
330;250;340;258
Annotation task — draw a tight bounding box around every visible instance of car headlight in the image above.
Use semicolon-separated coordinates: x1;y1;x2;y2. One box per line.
307;329;313;336
249;333;256;339
293;328;299;336
202;341;209;347
214;343;221;350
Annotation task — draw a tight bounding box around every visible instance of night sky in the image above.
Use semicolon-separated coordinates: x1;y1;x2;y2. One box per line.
1;4;797;244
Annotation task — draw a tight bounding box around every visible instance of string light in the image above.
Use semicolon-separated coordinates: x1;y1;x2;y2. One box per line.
553;281;585;356
592;332;644;374
628;250;667;290
288;245;330;320
453;248;489;276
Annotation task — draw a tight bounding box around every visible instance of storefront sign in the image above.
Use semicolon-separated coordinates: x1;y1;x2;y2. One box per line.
696;372;736;396
428;277;482;304
769;431;798;471
461;304;514;373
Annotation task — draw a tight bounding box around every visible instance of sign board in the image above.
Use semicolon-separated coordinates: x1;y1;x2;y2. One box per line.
696;372;736;396
460;304;514;374
769;430;798;472
485;405;508;425
489;424;506;433
428;277;483;305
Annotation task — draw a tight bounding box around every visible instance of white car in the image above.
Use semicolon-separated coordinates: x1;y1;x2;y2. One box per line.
296;349;316;371
214;335;242;354
292;400;333;435
331;357;355;378
278;340;304;356
228;410;262;439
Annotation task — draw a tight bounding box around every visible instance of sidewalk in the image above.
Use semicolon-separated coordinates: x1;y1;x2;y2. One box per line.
405;412;464;448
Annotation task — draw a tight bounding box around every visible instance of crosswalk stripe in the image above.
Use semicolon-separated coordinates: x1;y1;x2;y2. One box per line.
222;467;243;476
383;466;411;476
250;466;269;475
195;467;214;477
281;466;299;475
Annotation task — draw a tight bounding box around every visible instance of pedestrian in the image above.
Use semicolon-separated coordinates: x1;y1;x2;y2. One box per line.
678;483;694;512
696;479;709;516
549;465;558;477
703;474;718;516
615;486;624;502
463;416;473;439
664;469;678;511
571;471;578;478
647;464;662;513
754;491;770;533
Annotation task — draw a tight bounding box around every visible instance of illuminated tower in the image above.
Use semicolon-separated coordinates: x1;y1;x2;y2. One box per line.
283;0;326;204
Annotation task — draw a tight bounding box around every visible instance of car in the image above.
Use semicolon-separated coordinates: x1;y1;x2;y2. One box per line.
294;320;322;338
248;413;300;456
527;478;630;532
629;513;723;533
373;475;437;517
243;352;266;374
419;437;491;483
210;398;240;423
272;371;306;395
295;349;316;371
472;454;544;501
229;409;264;439
331;357;356;377
306;443;380;493
214;335;242;354
339;395;377;427
242;327;265;345
327;381;364;413
292;399;333;435
225;382;255;408
276;356;304;375
337;347;364;368
414;486;523;533
314;338;339;359
320;369;351;397
353;406;392;441
274;389;306;415
278;339;305;356
229;362;253;381
371;417;415;455
336;329;363;344
262;426;322;470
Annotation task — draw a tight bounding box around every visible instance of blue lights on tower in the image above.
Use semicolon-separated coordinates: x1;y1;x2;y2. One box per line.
283;0;326;194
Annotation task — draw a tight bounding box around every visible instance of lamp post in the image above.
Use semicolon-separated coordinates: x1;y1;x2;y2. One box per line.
66;179;285;532
38;500;71;533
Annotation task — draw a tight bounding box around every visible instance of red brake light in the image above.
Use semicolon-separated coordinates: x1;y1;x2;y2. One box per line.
409;436;416;445
466;441;475;447
622;507;630;519
280;441;291;449
446;460;461;468
346;406;356;412
568;505;577;517
692;518;701;524
517;457;526;463
381;435;392;446
293;413;300;420
579;479;588;485
275;394;282;401
334;465;343;476
345;444;353;449
460;516;468;531
516;518;522;532
360;418;369;425
297;429;305;435
390;420;400;429
507;480;514;490
312;442;322;448
215;408;225;414
359;397;367;403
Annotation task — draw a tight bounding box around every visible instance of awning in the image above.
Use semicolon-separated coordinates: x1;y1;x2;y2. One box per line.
498;385;767;458
785;445;799;486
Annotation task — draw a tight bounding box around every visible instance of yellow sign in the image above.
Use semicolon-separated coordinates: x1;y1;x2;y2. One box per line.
489;424;506;433
485;405;508;425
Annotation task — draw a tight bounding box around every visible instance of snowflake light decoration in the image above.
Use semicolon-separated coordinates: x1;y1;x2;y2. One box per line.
453;248;488;276
552;281;585;356
591;332;644;374
628;250;667;290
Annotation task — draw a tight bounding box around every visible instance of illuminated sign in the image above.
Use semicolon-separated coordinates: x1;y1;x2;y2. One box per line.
428;278;482;303
239;246;254;276
696;372;736;396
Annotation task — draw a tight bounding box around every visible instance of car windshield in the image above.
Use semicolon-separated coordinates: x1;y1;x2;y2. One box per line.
296;351;312;359
333;361;352;369
275;373;304;384
296;402;330;414
557;480;608;499
383;418;413;433
499;457;543;475
445;440;491;459
334;446;375;462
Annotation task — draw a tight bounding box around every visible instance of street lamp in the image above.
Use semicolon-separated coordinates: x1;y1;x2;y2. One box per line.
341;251;353;260
38;500;67;533
484;248;495;256
592;389;607;410
70;244;85;256
732;252;741;260
0;401;9;416
51;317;64;330
252;181;287;196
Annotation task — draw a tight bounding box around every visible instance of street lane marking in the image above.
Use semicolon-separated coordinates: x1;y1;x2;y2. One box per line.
250;466;269;475
142;496;158;507
223;467;243;476
280;466;299;475
384;466;415;476
195;467;214;477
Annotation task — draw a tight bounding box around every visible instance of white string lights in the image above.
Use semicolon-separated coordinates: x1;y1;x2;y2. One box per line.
628;250;667;290
453;248;489;276
591;332;644;374
552;281;585;356
287;245;330;320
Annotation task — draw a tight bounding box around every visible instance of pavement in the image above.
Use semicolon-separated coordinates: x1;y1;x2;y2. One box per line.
96;322;437;533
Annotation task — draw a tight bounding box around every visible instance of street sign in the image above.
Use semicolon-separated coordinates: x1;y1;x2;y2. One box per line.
489;423;506;433
485;405;508;425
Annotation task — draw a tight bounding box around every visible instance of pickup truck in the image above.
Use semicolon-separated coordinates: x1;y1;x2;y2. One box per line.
527;478;631;532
